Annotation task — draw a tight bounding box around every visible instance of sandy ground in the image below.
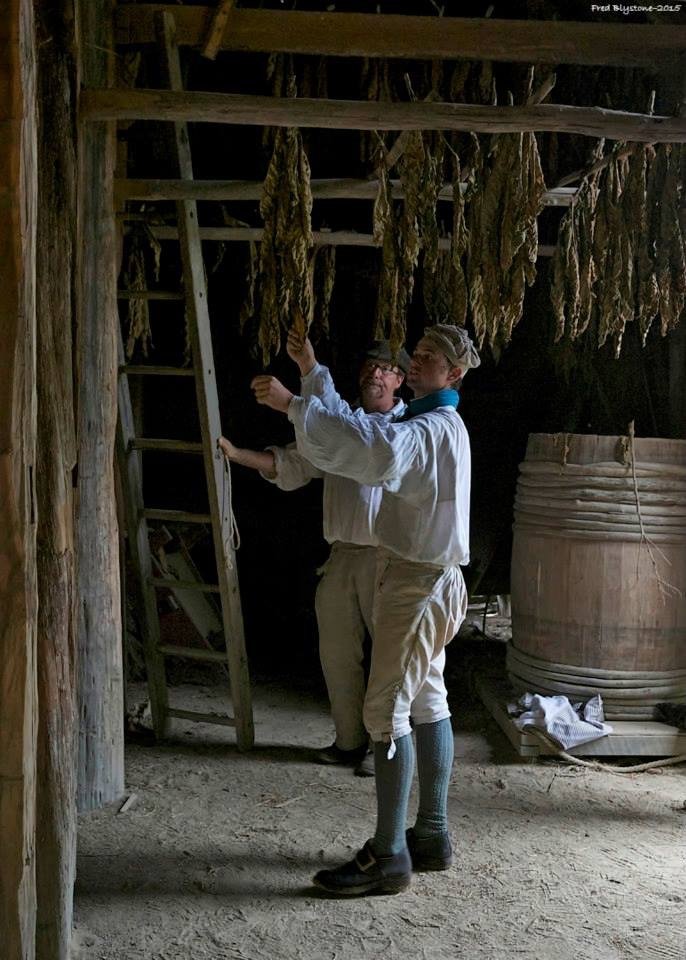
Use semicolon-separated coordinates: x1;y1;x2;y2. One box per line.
73;636;686;960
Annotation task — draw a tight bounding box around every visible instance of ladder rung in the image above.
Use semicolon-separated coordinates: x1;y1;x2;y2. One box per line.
158;644;226;662
120;364;195;377
167;707;236;727
149;577;220;593
117;289;184;300
131;438;203;454
142;508;211;524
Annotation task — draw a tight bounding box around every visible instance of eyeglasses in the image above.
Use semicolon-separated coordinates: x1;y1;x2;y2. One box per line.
361;360;401;376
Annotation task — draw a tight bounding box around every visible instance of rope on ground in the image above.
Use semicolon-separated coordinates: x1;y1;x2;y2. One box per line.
529;728;686;773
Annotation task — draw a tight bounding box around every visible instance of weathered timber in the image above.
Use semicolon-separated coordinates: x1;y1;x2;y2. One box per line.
201;0;236;61
114;7;686;69
166;708;236;727
81;90;686;143
157;11;254;749
137;223;556;258
115;177;576;206
75;0;124;812
0;1;38;956
34;2;78;957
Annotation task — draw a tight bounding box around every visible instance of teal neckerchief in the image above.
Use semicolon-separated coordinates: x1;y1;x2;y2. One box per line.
403;388;459;421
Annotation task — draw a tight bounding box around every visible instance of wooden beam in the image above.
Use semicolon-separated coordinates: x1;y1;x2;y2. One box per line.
135;222;556;257
35;0;79;954
200;0;235;61
116;177;577;206
82;90;686;143
0;1;38;955
114;6;686;69
75;0;125;813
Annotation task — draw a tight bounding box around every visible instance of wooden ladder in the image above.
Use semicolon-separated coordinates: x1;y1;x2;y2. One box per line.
116;9;254;749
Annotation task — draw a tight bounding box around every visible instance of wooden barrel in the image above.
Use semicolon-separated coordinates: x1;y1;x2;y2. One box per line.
508;433;686;720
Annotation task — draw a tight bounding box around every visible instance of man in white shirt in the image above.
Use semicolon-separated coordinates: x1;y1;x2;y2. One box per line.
250;323;480;897
219;337;409;776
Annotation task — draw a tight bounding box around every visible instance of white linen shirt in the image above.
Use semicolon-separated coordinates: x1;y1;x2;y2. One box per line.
286;370;471;567
262;363;405;547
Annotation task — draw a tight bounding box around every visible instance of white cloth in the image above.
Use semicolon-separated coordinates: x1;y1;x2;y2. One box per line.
510;693;613;750
287;375;471;566
263;364;404;546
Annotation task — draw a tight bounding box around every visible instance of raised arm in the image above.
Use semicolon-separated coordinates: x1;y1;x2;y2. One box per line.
286;329;353;416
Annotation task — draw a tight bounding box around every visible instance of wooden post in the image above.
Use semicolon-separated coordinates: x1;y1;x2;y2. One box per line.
75;0;125;811
0;0;38;956
34;2;78;957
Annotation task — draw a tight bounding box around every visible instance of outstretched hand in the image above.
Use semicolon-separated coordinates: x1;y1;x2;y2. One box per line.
251;375;295;413
286;328;316;376
217;436;238;461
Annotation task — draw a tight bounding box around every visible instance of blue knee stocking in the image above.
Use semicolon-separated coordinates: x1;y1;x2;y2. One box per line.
372;733;415;856
414;718;454;838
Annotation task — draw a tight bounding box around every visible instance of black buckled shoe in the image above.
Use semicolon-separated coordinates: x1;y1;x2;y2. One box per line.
315;741;369;766
406;828;453;872
313;841;412;896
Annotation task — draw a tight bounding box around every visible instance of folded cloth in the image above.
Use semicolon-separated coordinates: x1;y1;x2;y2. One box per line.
508;692;613;750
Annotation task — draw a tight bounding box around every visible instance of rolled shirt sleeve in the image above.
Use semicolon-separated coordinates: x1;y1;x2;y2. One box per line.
261;442;323;491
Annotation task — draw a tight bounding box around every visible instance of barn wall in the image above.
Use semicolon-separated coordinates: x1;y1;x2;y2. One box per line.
0;0;38;956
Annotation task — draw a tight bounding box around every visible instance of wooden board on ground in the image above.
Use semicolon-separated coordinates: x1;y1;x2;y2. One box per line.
475;670;686;759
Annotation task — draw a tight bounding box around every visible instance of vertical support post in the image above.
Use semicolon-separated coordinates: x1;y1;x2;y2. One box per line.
75;0;125;810
0;0;38;956
34;1;78;955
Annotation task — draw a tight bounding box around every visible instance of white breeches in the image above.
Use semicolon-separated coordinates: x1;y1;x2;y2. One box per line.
363;550;468;743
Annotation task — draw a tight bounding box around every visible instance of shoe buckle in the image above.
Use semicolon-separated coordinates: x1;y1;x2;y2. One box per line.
355;846;377;873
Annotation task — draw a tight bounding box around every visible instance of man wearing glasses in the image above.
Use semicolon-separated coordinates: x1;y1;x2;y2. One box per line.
219;336;409;777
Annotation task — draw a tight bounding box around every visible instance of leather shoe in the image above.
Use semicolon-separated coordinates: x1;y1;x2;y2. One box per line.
313;840;412;896
354;750;375;778
406;827;453;871
315;742;368;766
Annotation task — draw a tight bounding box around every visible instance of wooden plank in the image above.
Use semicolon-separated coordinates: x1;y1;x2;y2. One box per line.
130;438;203;453
0;1;38;952
34;0;79;950
120;363;194;376
142;508;212;524
114;7;686;69
81;89;686;143
158;643;227;662
116;331;170;738
475;671;686;759
138;223;556;258
75;0;125;813
200;0;236;61
116;177;577;206
117;289;184;300
157;10;254;750
149;577;220;592
167;707;236;727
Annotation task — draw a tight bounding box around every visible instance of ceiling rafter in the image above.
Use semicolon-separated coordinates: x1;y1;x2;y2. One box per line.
114;6;686;70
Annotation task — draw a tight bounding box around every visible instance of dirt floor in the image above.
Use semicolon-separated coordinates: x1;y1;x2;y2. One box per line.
73;629;686;960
